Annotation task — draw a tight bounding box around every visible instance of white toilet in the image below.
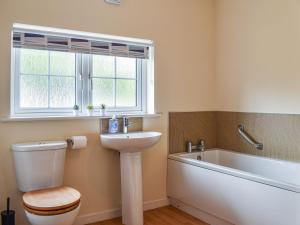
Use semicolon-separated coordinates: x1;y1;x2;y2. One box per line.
12;141;81;225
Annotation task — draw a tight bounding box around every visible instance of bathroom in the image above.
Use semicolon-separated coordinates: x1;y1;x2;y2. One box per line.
0;0;300;225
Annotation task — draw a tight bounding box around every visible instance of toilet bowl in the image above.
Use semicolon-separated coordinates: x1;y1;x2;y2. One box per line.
25;206;80;225
23;186;80;225
11;141;81;225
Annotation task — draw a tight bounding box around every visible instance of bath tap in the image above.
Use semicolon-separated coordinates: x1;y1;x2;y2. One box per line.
187;140;205;153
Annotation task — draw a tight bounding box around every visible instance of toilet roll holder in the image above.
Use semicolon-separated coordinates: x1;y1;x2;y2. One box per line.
66;138;74;145
66;136;88;149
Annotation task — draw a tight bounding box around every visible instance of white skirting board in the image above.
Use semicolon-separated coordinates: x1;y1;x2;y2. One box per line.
169;198;233;225
74;198;170;225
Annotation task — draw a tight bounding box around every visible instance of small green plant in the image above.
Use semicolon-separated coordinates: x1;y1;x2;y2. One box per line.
87;105;94;110
100;104;106;109
73;104;80;110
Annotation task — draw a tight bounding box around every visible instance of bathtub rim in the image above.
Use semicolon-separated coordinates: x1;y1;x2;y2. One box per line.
168;148;300;193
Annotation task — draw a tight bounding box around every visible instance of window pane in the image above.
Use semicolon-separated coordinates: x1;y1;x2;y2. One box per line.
92;78;114;106
50;51;76;76
116;57;136;78
92;55;115;77
116;80;136;107
20;49;48;75
20;75;48;108
50;77;75;108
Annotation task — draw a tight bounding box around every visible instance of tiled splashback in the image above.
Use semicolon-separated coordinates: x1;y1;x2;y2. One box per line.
100;117;143;133
169;112;217;154
216;112;300;161
169;111;300;161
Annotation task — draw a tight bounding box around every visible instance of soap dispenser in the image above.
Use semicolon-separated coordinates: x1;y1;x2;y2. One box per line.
108;115;119;133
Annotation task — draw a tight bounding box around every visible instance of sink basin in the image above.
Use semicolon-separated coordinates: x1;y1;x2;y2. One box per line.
100;131;162;225
100;131;162;152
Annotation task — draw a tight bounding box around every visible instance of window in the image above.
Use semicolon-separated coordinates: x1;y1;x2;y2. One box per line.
11;24;153;117
15;49;77;111
91;55;142;110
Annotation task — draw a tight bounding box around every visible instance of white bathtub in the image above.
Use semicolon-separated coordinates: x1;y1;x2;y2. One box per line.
167;149;300;225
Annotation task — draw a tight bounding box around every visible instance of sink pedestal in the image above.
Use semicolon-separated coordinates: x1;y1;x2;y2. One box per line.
120;152;143;225
100;132;162;225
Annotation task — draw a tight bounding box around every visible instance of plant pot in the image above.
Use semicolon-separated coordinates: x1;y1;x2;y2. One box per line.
73;110;79;116
100;109;106;116
87;110;94;116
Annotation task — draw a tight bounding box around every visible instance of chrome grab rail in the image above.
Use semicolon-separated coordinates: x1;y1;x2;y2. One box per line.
237;125;263;150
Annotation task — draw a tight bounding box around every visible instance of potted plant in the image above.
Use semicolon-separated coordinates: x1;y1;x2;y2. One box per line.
100;104;106;116
87;105;94;116
73;104;80;116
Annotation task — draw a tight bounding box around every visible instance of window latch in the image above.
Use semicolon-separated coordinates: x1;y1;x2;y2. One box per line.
89;73;93;90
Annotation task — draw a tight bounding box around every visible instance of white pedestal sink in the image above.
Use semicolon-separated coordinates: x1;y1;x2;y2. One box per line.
100;131;162;225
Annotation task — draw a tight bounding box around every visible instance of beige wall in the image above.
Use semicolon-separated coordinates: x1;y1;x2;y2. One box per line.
0;0;216;224
215;0;300;114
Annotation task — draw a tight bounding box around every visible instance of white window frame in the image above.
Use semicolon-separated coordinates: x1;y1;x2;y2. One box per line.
86;55;147;113
11;49;149;117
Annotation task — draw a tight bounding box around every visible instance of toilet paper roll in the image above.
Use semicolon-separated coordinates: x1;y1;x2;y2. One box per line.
71;136;87;149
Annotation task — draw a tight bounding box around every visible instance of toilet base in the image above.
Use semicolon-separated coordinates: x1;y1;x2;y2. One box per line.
25;204;80;225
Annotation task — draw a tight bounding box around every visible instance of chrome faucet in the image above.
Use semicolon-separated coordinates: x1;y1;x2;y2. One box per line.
122;116;133;134
187;140;205;153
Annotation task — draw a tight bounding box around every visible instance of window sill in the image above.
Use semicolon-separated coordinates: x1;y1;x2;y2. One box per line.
1;113;162;122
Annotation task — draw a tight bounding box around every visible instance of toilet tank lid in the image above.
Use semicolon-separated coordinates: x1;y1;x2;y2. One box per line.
12;141;67;152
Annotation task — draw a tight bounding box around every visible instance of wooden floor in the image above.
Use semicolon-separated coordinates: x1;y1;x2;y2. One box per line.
88;206;209;225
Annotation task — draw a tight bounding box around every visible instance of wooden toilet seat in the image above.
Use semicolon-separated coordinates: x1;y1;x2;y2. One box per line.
23;186;81;216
